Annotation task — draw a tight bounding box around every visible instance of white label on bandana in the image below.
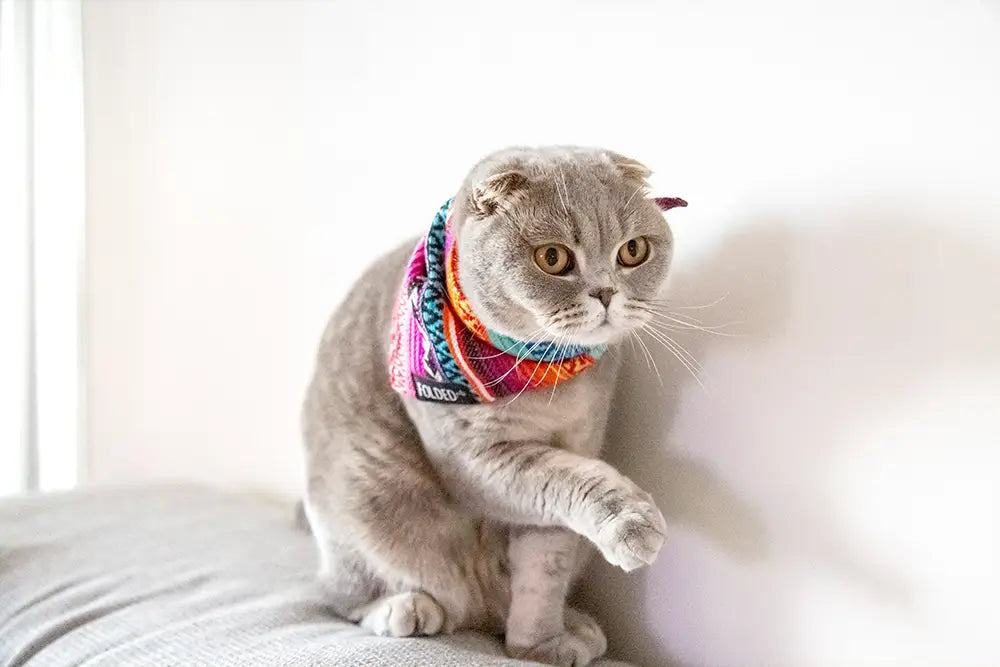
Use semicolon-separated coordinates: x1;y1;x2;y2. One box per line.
412;375;477;404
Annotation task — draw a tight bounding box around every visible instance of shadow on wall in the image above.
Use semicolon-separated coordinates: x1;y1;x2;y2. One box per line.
573;201;1000;667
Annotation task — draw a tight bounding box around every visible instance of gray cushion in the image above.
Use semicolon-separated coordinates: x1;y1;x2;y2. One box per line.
0;485;633;666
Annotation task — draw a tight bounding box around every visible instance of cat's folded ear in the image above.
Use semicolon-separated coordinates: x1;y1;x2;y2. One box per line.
469;170;530;217
606;152;653;187
606;152;687;212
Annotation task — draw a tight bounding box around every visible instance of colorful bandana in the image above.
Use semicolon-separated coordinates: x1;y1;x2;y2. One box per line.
388;199;604;404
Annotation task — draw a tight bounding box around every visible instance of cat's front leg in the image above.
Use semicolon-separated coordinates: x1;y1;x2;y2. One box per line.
504;526;607;667
430;438;666;571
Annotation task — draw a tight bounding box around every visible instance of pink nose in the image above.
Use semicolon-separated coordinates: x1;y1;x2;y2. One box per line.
589;287;616;309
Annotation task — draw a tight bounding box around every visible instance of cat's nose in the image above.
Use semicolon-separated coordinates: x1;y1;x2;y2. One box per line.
589;287;617;309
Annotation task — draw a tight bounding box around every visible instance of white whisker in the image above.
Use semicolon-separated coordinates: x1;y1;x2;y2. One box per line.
556;166;570;216
623;184;644;213
483;329;549;387
548;328;575;405
628;330;650;370
632;329;663;386
466;325;548;360
673;293;730;310
630;304;742;336
641;325;706;390
506;333;552;407
652;308;706;325
654;314;741;336
643;325;704;374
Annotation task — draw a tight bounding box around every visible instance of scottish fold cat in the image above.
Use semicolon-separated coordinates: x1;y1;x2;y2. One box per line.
302;146;681;666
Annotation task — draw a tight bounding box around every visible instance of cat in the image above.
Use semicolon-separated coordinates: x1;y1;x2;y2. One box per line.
301;146;678;667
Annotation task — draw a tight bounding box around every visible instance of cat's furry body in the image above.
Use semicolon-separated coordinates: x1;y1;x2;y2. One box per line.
302;147;670;667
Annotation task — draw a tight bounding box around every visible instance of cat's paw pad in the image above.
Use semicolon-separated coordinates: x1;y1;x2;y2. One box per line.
592;492;666;571
354;591;445;637
564;608;607;657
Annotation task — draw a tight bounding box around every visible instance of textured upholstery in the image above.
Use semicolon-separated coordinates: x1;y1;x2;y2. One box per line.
0;485;632;666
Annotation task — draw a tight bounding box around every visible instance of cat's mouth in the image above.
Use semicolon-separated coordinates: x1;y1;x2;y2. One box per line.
529;304;641;347
552;317;630;347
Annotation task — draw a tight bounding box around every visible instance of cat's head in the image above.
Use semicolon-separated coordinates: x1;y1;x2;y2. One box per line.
453;146;677;348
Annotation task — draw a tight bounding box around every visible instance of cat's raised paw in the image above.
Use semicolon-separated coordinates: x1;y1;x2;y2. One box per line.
592;492;666;571
352;591;445;637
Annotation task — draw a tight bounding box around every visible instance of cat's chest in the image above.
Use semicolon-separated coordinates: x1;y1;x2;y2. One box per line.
405;355;619;457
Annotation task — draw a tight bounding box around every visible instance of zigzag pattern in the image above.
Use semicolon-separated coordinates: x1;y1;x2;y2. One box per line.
418;199;469;389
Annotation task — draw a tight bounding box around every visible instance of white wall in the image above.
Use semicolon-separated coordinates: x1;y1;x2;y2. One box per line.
83;1;1000;665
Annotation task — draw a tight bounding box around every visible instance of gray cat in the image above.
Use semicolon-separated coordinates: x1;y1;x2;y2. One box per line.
302;146;674;667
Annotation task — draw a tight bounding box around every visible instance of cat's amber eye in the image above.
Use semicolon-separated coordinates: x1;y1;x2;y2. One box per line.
533;244;574;275
617;236;650;267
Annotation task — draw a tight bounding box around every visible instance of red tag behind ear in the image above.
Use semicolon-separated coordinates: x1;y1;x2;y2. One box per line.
653;197;688;211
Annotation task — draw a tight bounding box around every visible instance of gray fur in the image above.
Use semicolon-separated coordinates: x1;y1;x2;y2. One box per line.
302;146;671;667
